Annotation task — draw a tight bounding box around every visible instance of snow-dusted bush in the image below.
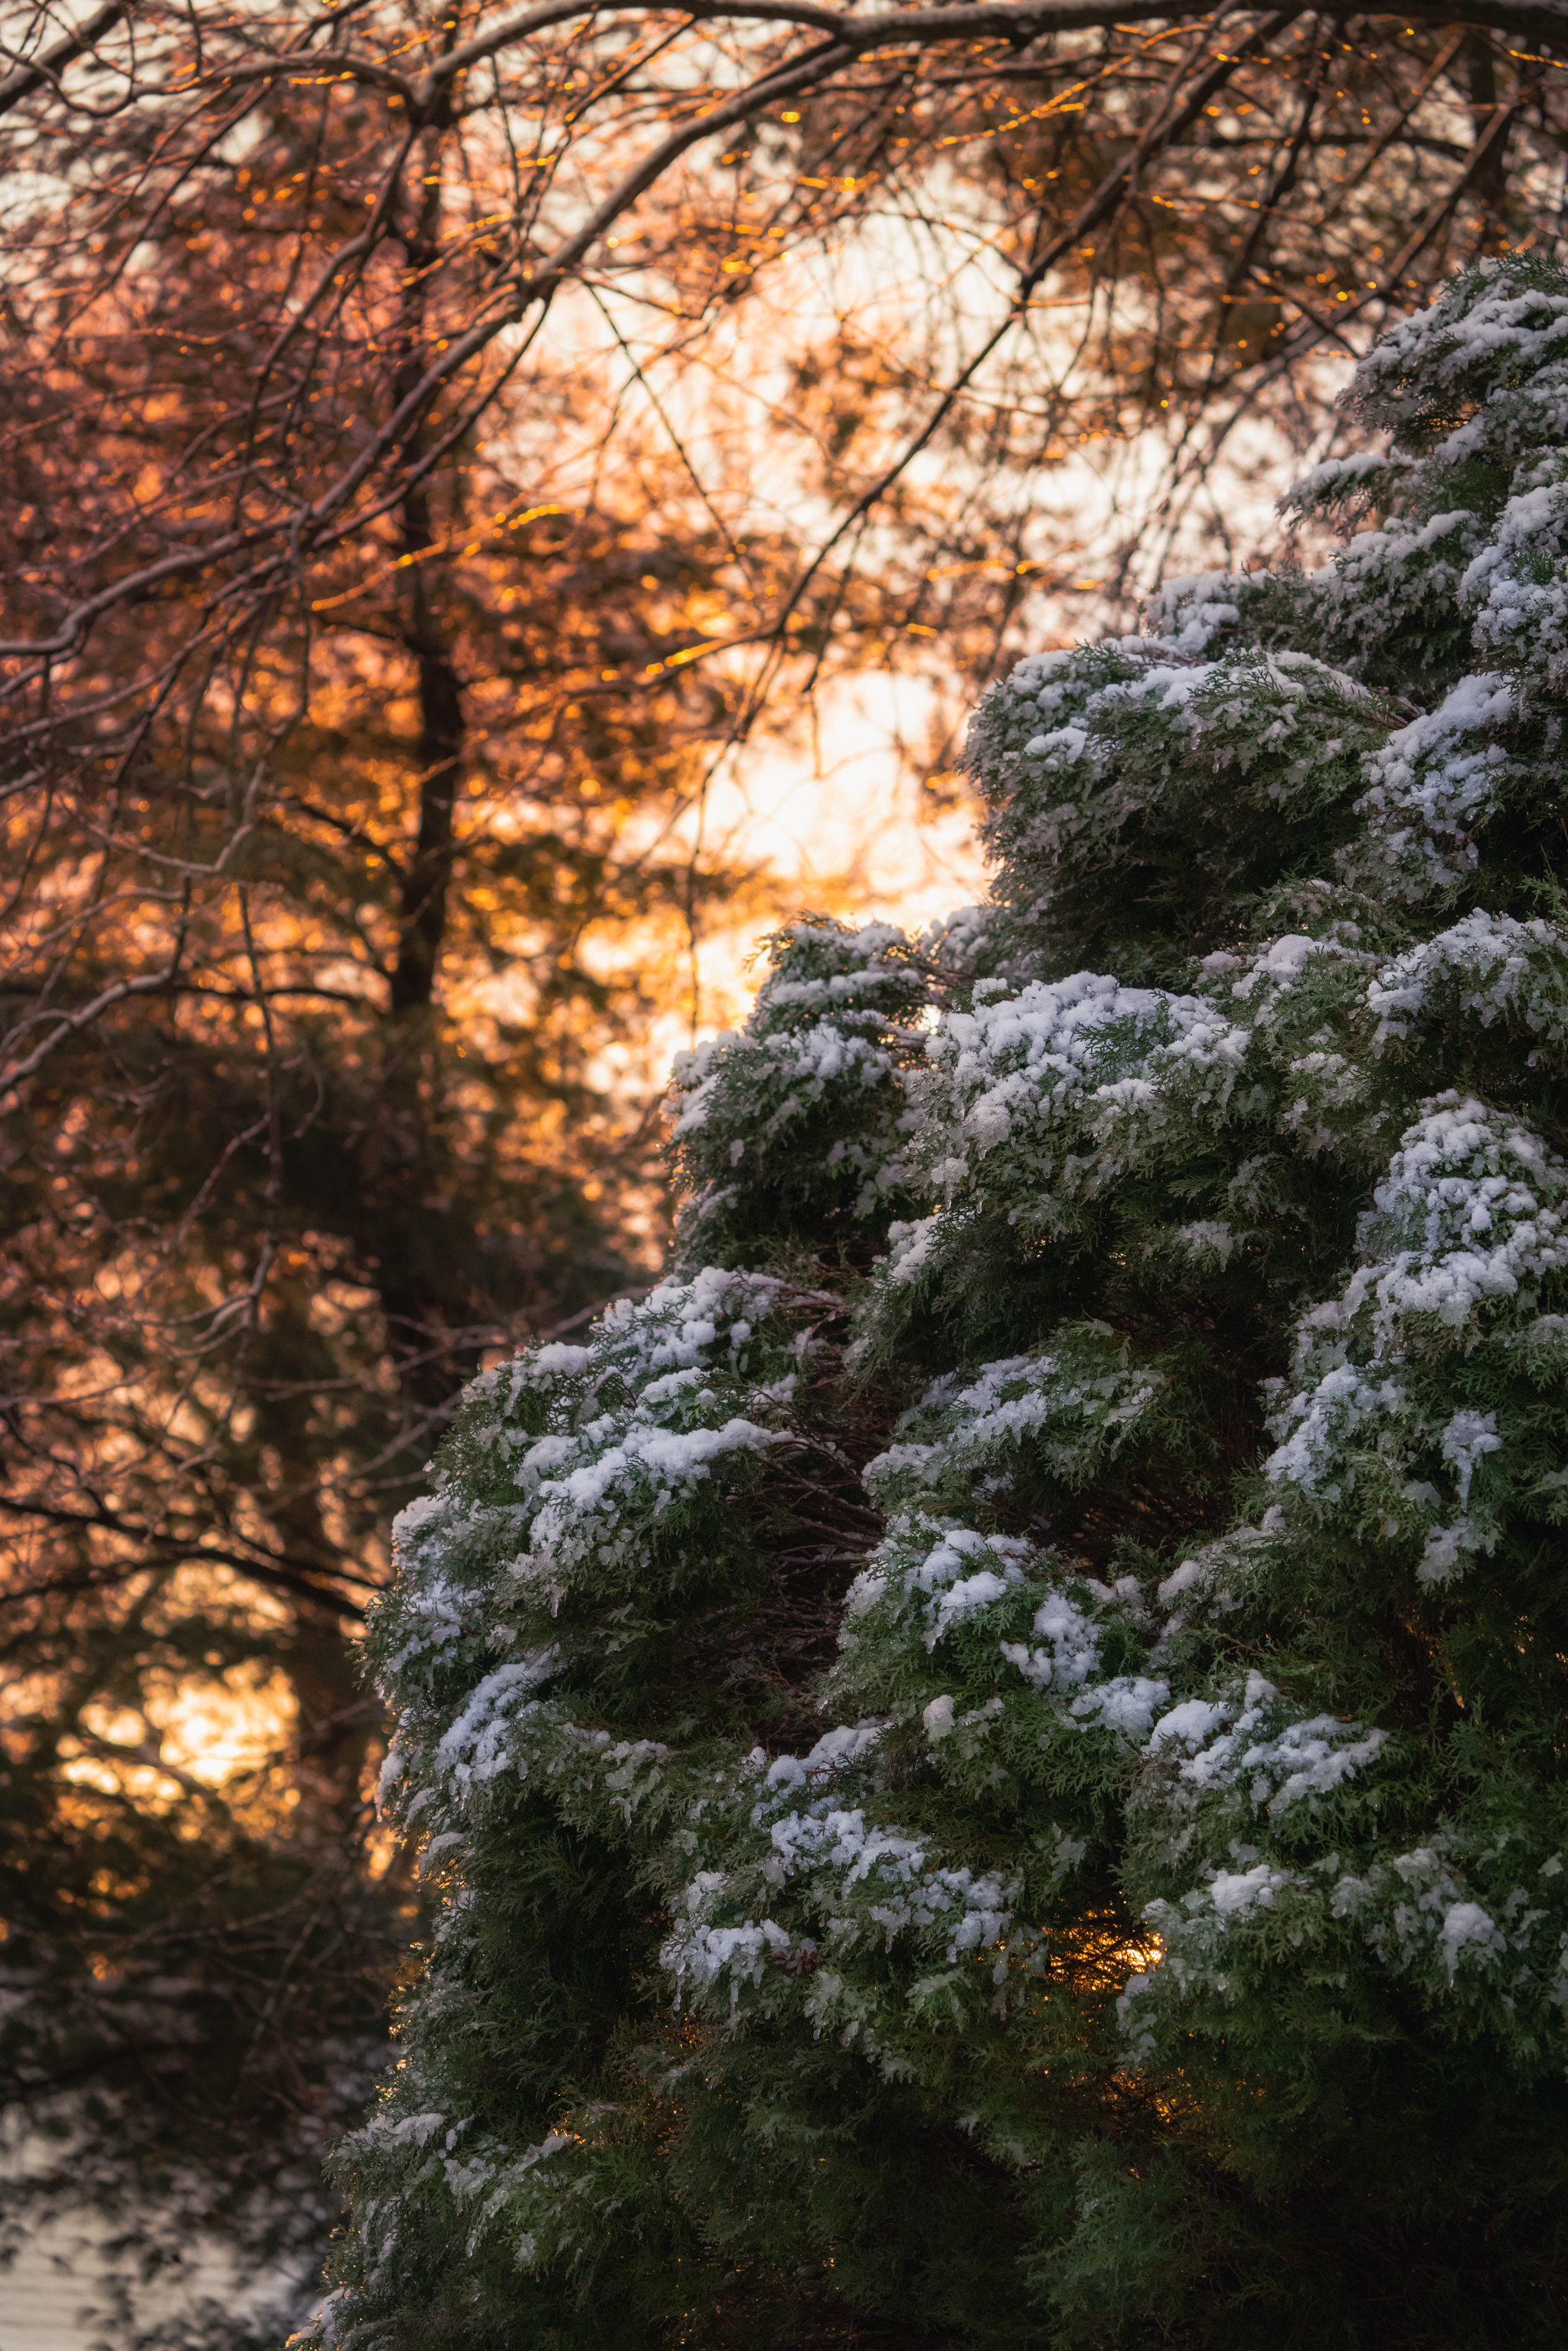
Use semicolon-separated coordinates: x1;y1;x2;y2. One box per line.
311;260;1568;2351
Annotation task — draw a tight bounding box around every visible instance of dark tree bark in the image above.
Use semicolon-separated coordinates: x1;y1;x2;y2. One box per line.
390;512;465;1016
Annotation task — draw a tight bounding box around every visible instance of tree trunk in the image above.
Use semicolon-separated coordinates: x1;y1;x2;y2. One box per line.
1465;34;1509;254
389;482;464;1015
389;146;465;1020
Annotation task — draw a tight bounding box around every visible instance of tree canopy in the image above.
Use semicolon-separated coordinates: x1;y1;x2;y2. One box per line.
5;0;1567;2327
321;254;1568;2350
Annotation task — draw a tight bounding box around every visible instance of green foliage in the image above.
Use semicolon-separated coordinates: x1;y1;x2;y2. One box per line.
312;260;1568;2349
668;917;933;1272
969;630;1390;983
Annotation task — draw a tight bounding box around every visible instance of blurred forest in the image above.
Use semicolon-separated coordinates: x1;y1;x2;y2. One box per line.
1;0;1563;2335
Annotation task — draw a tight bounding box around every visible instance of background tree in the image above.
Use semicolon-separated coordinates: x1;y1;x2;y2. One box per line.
3;0;1567;2330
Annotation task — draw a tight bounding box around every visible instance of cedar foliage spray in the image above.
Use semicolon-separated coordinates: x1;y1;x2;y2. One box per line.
312;260;1568;2349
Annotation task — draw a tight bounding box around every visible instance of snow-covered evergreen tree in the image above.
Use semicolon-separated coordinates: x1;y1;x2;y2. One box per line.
308;258;1568;2350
